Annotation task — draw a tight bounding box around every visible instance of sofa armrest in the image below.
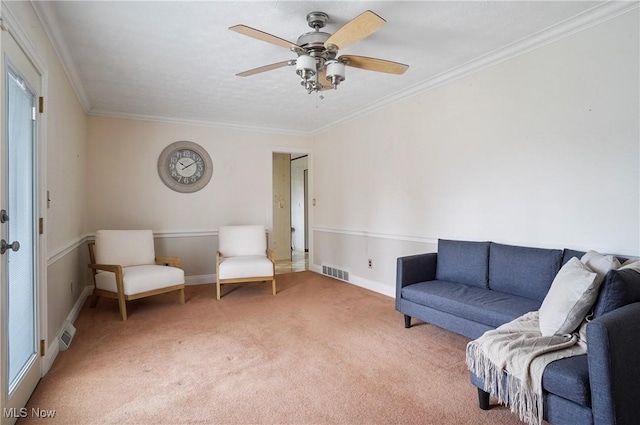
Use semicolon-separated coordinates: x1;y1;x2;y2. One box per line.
587;301;640;425
396;253;437;299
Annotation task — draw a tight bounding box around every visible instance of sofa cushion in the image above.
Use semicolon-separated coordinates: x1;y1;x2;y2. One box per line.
562;249;586;266
436;239;490;288
489;243;563;302
401;281;540;328
581;251;621;280
592;268;640;318
539;258;602;336
543;355;591;407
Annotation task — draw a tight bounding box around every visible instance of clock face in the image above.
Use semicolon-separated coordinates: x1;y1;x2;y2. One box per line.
158;141;213;193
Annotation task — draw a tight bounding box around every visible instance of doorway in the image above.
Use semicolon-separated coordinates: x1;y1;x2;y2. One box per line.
271;152;309;273
1;29;43;425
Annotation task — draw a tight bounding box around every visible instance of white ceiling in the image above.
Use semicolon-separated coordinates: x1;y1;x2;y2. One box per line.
33;1;622;135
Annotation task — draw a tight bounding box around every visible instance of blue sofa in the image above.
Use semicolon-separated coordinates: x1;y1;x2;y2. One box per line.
396;239;640;425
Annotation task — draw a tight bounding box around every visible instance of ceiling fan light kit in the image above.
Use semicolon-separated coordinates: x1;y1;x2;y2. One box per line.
230;10;409;95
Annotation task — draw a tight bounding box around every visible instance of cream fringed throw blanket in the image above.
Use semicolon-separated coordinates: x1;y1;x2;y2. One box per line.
466;311;587;425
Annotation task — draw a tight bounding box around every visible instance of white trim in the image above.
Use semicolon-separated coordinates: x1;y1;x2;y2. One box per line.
312;1;640;135
313;227;640;257
1;1;53;387
48;231;220;265
47;234;89;266
310;265;394;298
153;230;218;239
43;285;91;374
88;109;311;137
185;274;215;286
313;226;438;246
31;1;637;136
31;1;91;112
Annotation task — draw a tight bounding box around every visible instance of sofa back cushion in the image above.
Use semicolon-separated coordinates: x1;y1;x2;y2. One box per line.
562;249;586;266
562;249;628;267
436;239;490;288
592;268;640;318
489;242;563;302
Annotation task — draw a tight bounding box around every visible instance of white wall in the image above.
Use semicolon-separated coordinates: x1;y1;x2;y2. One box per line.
312;9;640;296
87;116;311;276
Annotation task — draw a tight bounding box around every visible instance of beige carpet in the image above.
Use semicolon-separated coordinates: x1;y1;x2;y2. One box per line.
22;271;522;424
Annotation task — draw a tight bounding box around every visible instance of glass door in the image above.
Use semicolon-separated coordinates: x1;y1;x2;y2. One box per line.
1;30;41;425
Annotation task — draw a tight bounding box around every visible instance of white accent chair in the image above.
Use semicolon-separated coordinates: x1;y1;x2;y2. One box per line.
88;230;185;320
216;225;276;300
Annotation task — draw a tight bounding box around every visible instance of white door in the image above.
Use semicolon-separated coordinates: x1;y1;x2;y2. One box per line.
1;30;42;425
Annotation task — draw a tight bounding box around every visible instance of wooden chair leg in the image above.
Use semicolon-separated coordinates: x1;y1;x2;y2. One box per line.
216;281;221;300
178;288;185;304
272;278;277;295
89;294;100;308
117;295;128;321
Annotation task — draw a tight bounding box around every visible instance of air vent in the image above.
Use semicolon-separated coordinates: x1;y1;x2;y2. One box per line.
322;265;350;282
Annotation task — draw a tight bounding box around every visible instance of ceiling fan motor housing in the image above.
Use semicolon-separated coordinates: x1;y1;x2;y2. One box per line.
231;9;408;93
306;11;329;29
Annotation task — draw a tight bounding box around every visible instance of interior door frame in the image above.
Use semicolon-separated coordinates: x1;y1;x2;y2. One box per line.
268;147;312;266
1;3;49;386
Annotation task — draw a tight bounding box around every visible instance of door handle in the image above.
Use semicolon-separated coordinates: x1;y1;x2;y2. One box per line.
0;239;20;254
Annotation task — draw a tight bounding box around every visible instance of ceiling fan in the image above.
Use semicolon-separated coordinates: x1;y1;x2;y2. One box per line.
230;10;409;94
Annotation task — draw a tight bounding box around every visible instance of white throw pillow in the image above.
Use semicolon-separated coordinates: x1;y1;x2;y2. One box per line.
580;250;621;280
620;259;640;273
539;257;603;336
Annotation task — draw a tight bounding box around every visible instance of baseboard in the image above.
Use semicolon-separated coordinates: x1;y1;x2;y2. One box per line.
43;285;92;374
185;274;216;286
310;265;394;298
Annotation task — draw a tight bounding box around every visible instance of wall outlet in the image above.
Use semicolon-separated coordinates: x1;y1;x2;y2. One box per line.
368;259;373;269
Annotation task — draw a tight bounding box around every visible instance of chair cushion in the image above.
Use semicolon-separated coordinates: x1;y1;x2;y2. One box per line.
95;265;184;296
435;239;490;288
218;256;274;280
218;225;267;257
489;242;563;302
95;230;155;267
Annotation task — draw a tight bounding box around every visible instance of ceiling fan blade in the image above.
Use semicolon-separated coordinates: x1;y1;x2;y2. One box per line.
340;55;409;75
236;60;293;77
318;68;334;90
229;24;302;51
324;10;386;51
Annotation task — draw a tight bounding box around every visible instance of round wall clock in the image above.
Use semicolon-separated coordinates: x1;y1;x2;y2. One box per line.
157;141;213;193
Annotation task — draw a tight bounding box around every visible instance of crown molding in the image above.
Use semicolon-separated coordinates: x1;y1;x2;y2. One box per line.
87;108;312;137
312;0;640;135
31;0;92;112
30;0;638;136
1;1;47;74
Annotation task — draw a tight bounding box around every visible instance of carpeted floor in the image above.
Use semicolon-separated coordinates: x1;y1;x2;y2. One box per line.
21;271;522;424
